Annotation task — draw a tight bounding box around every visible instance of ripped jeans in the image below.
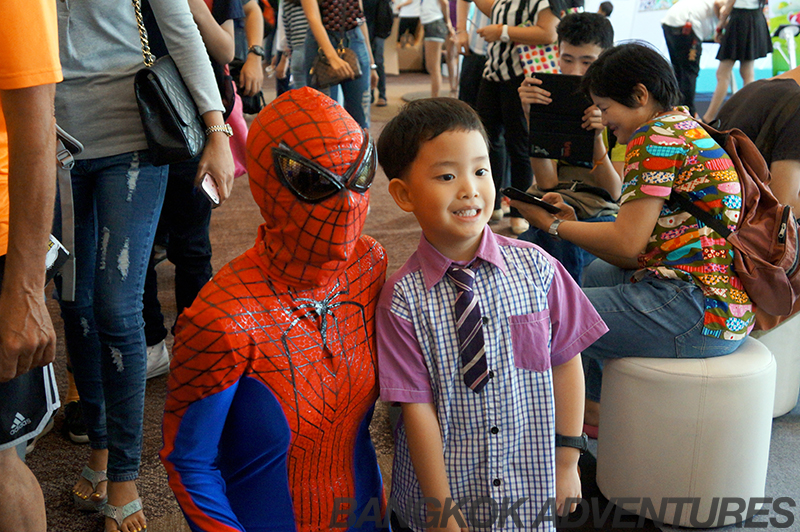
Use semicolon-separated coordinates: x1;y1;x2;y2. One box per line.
56;151;167;482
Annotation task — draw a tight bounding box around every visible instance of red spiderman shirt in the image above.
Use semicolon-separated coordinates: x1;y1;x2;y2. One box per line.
160;88;388;532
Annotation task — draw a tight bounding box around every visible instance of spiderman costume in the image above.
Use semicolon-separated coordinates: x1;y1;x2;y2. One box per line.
160;88;388;532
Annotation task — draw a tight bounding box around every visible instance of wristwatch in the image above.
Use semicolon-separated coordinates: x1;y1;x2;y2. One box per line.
555;433;589;453
205;124;234;138
370;63;378;70
548;218;563;240
500;24;510;43
248;44;266;58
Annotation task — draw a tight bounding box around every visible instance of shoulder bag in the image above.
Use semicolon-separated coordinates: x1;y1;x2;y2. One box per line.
131;0;206;166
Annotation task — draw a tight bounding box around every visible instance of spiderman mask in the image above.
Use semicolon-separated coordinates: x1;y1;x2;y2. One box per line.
246;87;373;288
273;131;375;203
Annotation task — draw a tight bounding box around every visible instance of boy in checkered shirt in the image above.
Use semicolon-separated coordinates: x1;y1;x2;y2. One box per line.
376;97;607;531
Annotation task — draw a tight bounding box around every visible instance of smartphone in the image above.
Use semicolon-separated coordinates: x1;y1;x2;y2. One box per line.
501;187;562;214
201;173;221;206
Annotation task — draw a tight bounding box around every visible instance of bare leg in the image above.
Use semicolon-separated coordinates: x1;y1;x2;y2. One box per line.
424;39;443;98
0;447;46;532
106;480;147;532
445;34;459;93
739;59;755;86
703;59;735;122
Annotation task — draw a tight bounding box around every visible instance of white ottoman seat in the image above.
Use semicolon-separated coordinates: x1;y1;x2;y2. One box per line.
751;313;800;417
596;337;776;527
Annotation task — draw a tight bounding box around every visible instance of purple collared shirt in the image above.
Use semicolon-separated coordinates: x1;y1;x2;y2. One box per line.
377;227;607;531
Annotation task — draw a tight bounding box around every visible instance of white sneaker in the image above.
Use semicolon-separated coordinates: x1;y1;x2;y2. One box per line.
146;340;170;379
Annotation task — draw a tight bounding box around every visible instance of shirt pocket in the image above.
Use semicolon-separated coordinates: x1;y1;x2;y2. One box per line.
508;311;551;373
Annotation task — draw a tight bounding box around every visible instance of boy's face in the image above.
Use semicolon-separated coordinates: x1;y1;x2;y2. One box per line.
559;42;605;76
388;130;494;262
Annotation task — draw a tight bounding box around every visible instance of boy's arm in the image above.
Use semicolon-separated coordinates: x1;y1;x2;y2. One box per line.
552;354;584;517
402;402;469;532
584;107;622;200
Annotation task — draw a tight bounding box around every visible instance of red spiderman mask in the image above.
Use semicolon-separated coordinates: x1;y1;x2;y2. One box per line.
246;88;374;289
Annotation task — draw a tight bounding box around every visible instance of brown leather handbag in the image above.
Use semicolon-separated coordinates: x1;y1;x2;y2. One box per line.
310;44;362;89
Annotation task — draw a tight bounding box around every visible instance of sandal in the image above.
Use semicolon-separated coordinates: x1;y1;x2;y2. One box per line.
104;498;145;531
72;466;108;512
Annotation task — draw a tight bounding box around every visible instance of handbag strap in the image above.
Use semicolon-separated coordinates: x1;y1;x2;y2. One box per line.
668;190;732;239
132;0;156;67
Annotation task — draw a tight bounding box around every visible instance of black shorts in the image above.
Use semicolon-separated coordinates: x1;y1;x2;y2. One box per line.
398;17;420;39
0;255;60;451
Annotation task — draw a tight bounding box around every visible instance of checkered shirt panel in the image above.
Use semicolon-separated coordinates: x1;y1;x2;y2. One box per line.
388;245;558;532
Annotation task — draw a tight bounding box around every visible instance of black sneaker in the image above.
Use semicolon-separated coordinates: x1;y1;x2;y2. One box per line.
62;400;89;444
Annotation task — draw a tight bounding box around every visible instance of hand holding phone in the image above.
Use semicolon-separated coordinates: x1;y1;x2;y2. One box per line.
201;173;221;206
501;187;561;214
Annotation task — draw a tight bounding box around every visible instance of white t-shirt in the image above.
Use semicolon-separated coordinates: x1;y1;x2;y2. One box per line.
661;0;719;41
419;0;444;25
396;0;420;19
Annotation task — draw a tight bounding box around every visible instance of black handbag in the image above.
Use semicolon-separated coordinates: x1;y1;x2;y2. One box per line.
131;0;206;167
228;59;266;115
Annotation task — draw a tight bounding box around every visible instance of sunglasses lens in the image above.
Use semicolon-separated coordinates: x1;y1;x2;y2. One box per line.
275;152;340;202
349;142;376;192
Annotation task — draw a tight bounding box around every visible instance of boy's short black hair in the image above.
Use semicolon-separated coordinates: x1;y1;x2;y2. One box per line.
599;1;613;16
581;42;679;110
557;12;614;50
377;98;488;181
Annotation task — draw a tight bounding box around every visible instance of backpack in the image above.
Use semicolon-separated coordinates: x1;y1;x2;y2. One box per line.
668;122;800;319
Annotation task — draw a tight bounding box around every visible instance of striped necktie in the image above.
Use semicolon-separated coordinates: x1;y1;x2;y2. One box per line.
446;262;489;394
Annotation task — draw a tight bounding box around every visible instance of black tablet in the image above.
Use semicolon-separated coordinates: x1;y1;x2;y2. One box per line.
528;73;595;166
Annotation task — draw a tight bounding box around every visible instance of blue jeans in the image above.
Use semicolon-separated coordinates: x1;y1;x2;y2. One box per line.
581;260;746;402
56;151;167;482
304;26;371;128
519;214;615;285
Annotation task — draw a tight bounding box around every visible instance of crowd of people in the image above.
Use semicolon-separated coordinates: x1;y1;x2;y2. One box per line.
1;0;797;531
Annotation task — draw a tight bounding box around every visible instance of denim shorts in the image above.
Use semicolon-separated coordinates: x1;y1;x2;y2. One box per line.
423;18;447;42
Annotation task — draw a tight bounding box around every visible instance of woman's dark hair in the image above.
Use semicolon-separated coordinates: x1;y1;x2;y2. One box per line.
580;42;680;110
377;98;488;181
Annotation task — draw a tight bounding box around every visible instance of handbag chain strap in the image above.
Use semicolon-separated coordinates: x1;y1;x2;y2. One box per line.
132;0;156;67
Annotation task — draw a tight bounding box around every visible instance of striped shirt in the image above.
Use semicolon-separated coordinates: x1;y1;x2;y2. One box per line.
283;1;310;53
483;0;551;81
378;228;607;531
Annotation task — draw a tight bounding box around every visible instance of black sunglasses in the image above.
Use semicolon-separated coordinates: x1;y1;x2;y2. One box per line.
271;132;376;203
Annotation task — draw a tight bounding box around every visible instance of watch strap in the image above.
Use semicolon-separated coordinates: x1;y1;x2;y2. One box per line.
205;124;233;137
555;433;588;453
548;218;563;239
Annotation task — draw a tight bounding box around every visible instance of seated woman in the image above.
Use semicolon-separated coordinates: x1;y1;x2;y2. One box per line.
513;42;755;434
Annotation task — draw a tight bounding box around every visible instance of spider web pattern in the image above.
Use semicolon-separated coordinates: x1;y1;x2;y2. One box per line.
164;235;387;531
246;88;371;289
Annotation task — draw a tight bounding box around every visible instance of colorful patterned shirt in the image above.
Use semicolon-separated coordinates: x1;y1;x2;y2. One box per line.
620;111;755;340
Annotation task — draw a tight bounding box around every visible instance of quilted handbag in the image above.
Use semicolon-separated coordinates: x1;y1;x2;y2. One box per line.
310;45;363;90
131;0;205;166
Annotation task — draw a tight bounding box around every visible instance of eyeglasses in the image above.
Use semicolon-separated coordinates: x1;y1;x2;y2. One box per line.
271;132;376;203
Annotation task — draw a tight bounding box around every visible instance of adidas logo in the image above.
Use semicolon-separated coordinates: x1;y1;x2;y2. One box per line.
9;412;31;436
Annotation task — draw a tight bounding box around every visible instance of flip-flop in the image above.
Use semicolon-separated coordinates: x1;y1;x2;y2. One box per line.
72;466;107;512
104;498;145;531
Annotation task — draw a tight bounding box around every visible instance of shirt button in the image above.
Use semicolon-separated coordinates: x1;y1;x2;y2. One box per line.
482;316;489;324
493;479;502;486
490;426;499;434
488;370;495;379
